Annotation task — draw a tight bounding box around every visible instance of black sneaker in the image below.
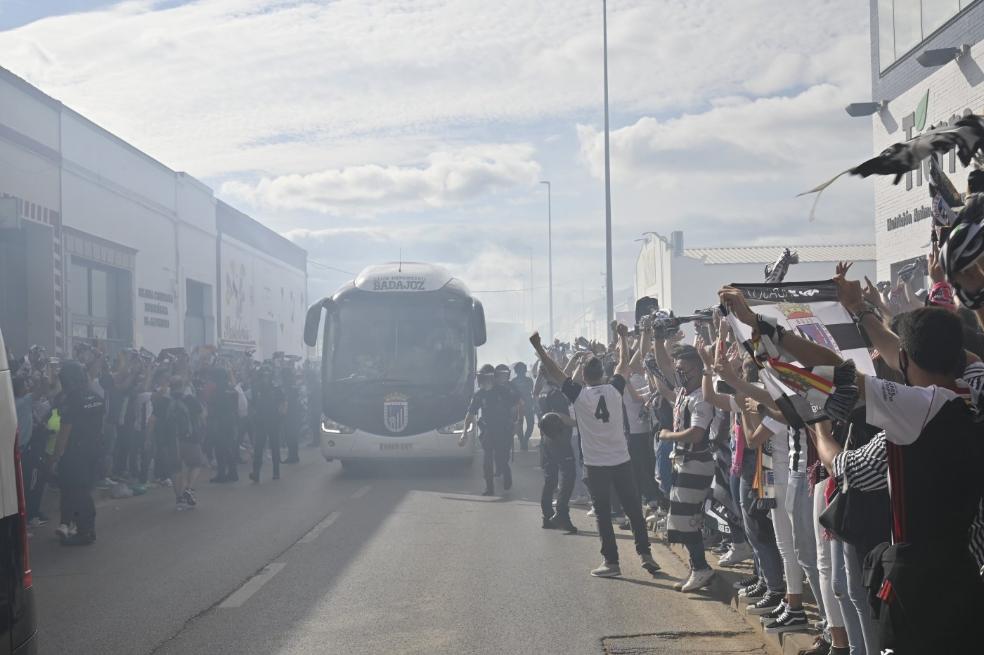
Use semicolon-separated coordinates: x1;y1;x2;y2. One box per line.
542;517;560;529
733;574;759;590
764;608;809;634
760;599;788;623
550;514;578;534
797;635;831;655
182;489;197;507
481;488;494;496
711;541;731;555
738;579;767;599
746;592;784;615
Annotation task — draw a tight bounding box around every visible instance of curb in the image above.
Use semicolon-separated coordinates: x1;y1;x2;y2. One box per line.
663;541;818;655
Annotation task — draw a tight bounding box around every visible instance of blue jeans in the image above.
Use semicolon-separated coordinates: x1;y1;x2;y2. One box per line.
839;541;879;655
739;457;784;593
786;471;825;620
729;471;747;545
655;439;673;496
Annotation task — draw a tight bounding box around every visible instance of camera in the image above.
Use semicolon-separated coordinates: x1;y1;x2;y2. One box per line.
715;379;737;395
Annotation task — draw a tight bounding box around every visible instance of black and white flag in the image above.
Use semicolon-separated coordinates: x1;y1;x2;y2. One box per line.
799;114;984;221
724;280;874;426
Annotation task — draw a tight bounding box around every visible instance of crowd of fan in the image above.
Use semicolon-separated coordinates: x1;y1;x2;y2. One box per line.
10;341;321;544
527;248;984;655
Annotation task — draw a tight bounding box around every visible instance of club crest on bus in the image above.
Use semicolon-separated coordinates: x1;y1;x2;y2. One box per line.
383;393;409;433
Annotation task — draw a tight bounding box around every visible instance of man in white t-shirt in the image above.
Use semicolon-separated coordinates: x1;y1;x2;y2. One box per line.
531;326;661;578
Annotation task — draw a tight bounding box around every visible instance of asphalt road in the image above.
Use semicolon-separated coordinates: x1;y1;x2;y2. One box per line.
30;444;766;655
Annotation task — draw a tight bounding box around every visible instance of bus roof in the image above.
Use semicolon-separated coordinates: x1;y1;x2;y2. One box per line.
351;262;469;295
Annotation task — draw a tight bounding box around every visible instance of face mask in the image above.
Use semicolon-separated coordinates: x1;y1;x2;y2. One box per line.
676;366;698;388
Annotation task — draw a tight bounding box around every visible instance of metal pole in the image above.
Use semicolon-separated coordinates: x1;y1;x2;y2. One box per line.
529;248;535;332
602;0;615;339
540;180;554;342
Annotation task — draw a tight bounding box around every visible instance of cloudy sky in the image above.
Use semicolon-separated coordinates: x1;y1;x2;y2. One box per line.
0;0;876;340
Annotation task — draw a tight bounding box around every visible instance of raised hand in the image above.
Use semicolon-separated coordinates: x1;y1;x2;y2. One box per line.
835;261;854;278
718;287;756;328
529;332;542;349
928;244;945;284
833;275;865;314
695;335;714;367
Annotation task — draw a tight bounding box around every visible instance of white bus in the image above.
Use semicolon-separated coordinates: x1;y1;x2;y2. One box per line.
0;327;39;653
304;263;486;467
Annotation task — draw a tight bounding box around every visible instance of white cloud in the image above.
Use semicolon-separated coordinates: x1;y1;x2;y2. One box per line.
0;0;869;178
0;0;876;337
576;82;877;246
222;144;541;215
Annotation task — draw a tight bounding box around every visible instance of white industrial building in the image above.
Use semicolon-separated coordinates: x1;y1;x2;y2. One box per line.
864;1;984;282
634;231;875;315
0;65;307;359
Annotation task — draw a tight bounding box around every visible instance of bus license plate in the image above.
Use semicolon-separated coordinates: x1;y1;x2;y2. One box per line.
380;443;412;451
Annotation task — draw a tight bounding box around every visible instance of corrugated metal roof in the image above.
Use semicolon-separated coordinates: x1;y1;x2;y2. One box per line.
682;244;875;265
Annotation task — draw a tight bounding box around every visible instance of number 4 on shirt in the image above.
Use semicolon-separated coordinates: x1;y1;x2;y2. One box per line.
594;396;610;423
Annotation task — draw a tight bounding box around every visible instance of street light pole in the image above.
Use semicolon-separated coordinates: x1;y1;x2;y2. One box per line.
540;180;554;342
602;0;615;339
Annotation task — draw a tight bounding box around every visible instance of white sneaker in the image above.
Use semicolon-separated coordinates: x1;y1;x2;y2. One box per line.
680;567;715;592
586;508;597;518
55;523;71;539
718;542;753;567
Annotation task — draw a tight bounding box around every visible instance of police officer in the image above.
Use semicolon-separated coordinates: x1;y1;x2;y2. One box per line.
52;361;105;546
462;364;522;495
511;362;536;451
250;365;286;483
206;367;240;483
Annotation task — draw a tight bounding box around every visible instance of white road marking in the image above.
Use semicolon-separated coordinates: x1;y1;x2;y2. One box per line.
297;511;340;544
218;562;287;608
351;484;372;499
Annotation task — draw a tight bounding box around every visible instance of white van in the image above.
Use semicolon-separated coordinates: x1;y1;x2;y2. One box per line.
0;328;39;654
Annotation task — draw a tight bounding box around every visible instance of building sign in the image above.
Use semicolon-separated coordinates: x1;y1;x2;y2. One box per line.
371;275;427;291
223;257;255;345
139;287;173;328
886;205;932;232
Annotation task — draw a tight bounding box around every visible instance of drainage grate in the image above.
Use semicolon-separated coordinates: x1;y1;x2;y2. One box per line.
602;630;768;655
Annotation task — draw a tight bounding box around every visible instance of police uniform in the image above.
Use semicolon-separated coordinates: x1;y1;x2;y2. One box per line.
468;383;519;493
58;390;105;541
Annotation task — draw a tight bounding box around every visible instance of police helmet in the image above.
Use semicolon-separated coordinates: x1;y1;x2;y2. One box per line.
494;364;511;381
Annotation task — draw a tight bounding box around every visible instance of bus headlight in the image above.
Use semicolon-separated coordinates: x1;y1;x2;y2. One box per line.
437;421;466;435
321;417;355;434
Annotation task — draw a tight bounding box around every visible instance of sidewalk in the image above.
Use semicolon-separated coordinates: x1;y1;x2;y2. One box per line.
662;540;818;655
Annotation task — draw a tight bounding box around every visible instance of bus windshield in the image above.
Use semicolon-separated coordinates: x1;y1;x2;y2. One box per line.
330;296;471;387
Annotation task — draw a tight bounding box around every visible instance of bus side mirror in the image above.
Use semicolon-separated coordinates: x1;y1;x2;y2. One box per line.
472;300;487;347
304;298;334;347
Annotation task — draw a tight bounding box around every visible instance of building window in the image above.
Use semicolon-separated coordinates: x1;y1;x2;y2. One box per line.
878;0;977;71
69;256;132;353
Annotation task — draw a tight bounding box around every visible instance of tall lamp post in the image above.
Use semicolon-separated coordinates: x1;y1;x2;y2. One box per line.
540;180;554;343
602;0;614;338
